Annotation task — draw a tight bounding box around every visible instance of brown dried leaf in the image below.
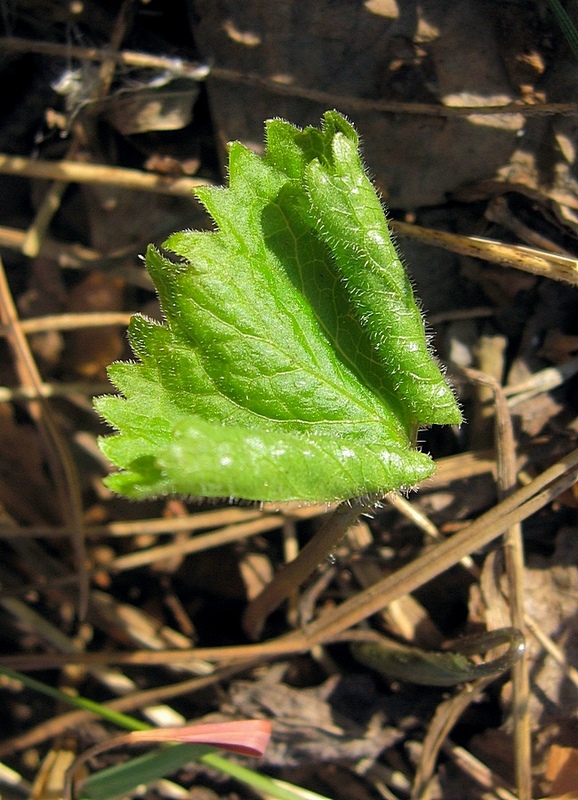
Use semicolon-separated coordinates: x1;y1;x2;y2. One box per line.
546;745;578;796
63;272;124;379
227;668;403;767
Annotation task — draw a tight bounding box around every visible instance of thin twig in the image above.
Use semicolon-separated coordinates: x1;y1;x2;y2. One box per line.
207;66;578;118
412;678;496;798
0;380;112;403
0;36;210;79
0;503;328;540
0;225;154;287
441;739;518;800
450;366;532;800
108;513;317;574
504;355;578;406
2;37;578;117
0;311;136;334
524;612;578;690
242;498;371;640
386;491;477;572
3;445;578;670
391;221;578;285
0;153;213;197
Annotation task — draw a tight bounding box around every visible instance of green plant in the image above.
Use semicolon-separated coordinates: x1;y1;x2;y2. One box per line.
0;666;317;800
95;110;461;503
87;112;465;794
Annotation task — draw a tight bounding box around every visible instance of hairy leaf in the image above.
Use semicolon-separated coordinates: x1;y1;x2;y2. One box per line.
96;111;461;502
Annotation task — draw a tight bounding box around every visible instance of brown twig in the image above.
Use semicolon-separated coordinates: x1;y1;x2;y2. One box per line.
391;220;578;285
0;36;209;79
0;503;328;540
2;37;578;118
0;153;213;197
412;677;497;798
447;366;532;800
3;444;577;671
0;380;112;404
0;225;154;288
441;740;518;800
0;311;136;334
242;498;371;640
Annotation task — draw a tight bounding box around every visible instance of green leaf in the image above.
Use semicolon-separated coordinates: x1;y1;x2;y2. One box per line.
96;111;461;502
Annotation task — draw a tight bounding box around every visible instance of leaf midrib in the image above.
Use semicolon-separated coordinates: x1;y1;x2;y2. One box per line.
168;294;405;437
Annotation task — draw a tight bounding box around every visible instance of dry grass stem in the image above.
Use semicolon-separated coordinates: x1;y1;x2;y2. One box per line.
108;512;322;573
0;381;112;404
0;36;210;79
2;37;577;118
0;225;154;288
3;444;577;672
392;220;578;285
446;365;530;800
504;355;578;407
441;740;518;800
1;312;137;334
524;612;578;690
412;677;496;798
0;504;327;540
0;153;214;197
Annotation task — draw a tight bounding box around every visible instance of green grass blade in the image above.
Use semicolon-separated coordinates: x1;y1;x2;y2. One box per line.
81;745;328;800
0;666;148;731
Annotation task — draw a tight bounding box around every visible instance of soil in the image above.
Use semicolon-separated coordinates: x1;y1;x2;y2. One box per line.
1;2;578;799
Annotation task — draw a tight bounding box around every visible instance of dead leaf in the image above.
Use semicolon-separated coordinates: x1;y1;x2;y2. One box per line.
63;271;124;379
227;668;403;767
546;745;578;796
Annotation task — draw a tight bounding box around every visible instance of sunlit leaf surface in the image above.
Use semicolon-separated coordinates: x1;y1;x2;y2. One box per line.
96;111;461;501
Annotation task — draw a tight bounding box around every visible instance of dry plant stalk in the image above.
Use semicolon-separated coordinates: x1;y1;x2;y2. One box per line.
3;442;578;673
